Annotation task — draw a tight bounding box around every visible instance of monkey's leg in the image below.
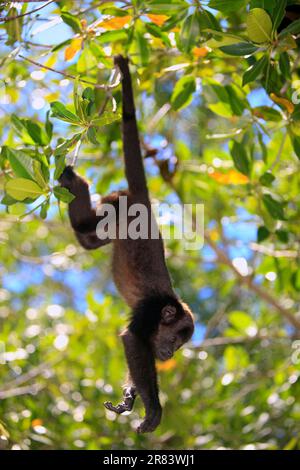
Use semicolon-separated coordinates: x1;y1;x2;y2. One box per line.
120;330;162;433
59;166;111;250
104;382;137;414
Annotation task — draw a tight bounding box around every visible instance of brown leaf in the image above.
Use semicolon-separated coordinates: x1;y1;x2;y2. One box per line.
270;93;295;114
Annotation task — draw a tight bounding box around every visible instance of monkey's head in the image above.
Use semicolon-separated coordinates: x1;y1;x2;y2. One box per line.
152;301;194;361
129;295;194;361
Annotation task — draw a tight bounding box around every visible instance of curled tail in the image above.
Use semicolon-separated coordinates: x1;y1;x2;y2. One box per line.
114;55;148;196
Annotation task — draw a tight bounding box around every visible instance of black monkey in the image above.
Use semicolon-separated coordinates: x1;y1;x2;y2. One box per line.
59;56;194;433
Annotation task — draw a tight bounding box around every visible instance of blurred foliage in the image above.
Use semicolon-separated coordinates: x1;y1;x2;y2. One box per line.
0;0;300;450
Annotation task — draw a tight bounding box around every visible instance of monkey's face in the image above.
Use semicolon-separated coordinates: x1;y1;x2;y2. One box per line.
152;304;194;361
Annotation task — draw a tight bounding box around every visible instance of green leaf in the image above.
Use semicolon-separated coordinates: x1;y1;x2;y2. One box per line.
54;133;82;157
220;43;259;56
242;55;269;86
262;194;285;220
198;9;221;31
162;11;189;32
5;7;22;45
291;270;300;292
87;127;98;145
147;0;186;13
171;76;196;111
292;104;300;121
246;8;273;43
12;114;49;146
231;141;251;176
98;30;128;44
40;199;50;219
208;0;248;13
45;110;53;140
25;120;49;146
53;186;75;203
4;147;35;180
33;160;48;189
50;102;81;124
272;0;287;31
253;106;282;122
224;345;249;371
279;52;291;79
259;172;275;186
180;14;200;52
101;7;132;17
91;112;121;127
228;311;257;335
145;23;171;47
279;18;300;37
5;178;45;201
136;30;150;66
258;132;268;163
61;10;82;34
1;194;18;206
51;38;72;52
225;85;247;116
257;226;270;242
54;155;66;180
275;229;289;243
291;135;300;159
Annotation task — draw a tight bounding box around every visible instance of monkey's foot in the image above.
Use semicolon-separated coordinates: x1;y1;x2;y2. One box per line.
137;407;162;434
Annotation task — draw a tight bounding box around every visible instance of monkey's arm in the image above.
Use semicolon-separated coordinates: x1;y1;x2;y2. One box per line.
59;166;110;250
120;330;162;433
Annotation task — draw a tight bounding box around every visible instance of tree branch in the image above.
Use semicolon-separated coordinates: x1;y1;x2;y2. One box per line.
250;242;298;259
0;0;54;23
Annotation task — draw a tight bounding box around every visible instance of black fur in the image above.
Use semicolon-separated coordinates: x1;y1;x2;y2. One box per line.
129;294;184;341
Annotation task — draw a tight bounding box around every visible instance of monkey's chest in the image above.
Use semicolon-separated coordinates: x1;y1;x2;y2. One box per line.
112;239;172;308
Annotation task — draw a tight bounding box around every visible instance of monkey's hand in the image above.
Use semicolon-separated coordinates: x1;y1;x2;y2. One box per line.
58;165;77;190
137;405;162;434
104;386;136;414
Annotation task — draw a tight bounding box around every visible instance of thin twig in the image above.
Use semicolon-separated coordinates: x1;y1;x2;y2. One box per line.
197;333;288;349
250;242;298;259
0;383;44;399
18;54;121;89
0;360;57;392
0;0;54;23
23;40;52;49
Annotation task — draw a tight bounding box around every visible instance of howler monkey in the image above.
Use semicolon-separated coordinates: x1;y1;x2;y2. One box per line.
59;55;194;433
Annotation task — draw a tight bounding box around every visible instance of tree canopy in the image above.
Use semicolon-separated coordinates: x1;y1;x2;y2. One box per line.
0;0;300;450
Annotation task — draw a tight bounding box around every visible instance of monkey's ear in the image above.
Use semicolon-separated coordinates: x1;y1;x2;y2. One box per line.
161;305;177;325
